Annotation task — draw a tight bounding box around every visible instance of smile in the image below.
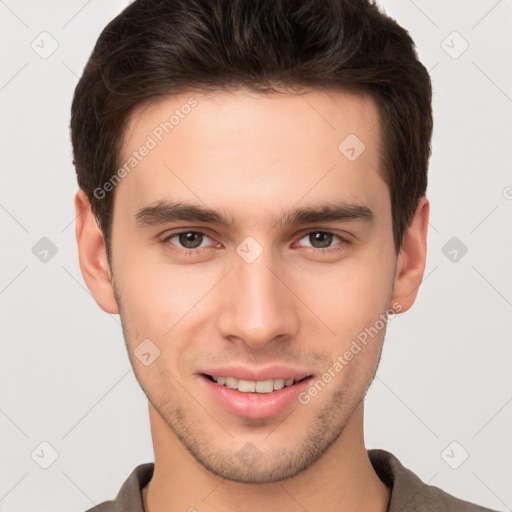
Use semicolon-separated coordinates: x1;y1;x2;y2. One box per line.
199;373;314;419
203;374;310;394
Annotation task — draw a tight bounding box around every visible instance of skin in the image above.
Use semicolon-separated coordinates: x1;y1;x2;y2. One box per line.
75;87;429;512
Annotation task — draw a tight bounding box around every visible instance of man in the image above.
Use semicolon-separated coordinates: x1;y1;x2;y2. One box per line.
70;0;498;510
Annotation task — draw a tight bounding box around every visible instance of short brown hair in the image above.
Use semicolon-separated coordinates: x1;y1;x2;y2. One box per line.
70;0;432;257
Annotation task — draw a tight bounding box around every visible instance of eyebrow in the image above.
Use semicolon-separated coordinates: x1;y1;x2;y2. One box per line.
135;200;374;229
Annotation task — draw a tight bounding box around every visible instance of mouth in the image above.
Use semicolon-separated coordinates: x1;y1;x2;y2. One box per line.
199;373;314;419
201;373;312;393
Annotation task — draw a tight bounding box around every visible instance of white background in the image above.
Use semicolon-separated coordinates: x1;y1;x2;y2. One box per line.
0;1;511;511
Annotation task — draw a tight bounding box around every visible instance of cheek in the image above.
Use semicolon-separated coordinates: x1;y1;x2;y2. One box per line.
294;256;395;339
112;248;219;345
112;221;396;353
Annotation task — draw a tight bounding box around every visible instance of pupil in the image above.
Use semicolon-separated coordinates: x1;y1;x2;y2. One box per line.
179;232;202;249
311;232;332;248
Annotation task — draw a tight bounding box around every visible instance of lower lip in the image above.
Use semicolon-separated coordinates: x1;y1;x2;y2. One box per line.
199;374;313;419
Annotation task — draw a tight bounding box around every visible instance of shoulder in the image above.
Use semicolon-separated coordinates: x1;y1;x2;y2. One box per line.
83;462;154;512
84;504;114;512
368;449;501;512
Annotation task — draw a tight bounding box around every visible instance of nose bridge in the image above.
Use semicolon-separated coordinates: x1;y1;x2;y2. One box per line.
217;242;297;346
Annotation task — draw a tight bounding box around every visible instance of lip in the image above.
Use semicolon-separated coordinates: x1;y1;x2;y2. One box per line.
198;372;314;419
198;365;311;382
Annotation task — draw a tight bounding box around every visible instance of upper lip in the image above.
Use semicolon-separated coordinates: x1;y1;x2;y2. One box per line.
199;365;313;382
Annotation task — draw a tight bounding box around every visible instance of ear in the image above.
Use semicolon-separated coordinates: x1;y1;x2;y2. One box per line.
390;196;429;314
74;189;119;314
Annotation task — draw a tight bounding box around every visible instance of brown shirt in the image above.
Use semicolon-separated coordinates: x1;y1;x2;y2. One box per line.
85;449;500;512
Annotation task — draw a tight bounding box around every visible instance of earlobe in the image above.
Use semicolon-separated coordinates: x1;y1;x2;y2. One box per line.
74;189;119;314
390;197;430;314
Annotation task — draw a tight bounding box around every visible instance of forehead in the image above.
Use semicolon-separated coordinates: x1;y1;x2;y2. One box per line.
115;87;387;226
122;87;381;159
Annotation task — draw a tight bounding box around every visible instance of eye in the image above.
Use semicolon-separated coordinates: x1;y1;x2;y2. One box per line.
164;231;215;250
160;229;349;256
296;231;347;251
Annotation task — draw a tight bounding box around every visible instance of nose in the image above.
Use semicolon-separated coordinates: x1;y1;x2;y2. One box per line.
216;245;299;349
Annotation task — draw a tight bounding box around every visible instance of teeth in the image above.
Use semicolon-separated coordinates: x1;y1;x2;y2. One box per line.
238;379;256;392
273;379;285;390
210;376;299;393
226;377;238;389
255;379;274;393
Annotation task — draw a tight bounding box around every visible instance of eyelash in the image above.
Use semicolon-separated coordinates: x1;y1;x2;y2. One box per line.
159;230;350;256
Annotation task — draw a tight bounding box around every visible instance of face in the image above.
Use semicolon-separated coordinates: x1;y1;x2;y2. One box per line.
103;88;402;482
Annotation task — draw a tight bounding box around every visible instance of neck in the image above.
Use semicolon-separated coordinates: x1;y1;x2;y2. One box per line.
142;401;390;512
